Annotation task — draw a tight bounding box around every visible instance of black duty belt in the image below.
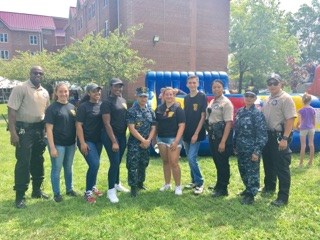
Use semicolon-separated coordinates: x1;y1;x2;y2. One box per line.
16;121;44;129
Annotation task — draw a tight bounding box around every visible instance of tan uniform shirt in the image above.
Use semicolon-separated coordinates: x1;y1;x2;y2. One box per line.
262;90;296;131
7;80;50;123
207;95;234;124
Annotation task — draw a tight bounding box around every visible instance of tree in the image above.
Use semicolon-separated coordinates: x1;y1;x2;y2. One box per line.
0;50;70;83
58;25;154;86
287;0;320;63
229;0;299;92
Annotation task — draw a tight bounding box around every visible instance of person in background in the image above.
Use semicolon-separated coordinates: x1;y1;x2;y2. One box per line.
45;83;77;203
101;78;129;204
8;66;50;208
206;80;233;197
76;83;103;204
126;87;156;197
155;87;185;195
234;90;268;205
296;93;316;167
261;73;296;207
183;75;207;195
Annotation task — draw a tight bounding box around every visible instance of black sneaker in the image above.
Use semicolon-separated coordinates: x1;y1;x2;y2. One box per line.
212;190;228;198
271;199;288;207
130;187;137;197
66;190;78;197
54;195;63;203
241;195;254;205
32;190;49;199
15;199;26;209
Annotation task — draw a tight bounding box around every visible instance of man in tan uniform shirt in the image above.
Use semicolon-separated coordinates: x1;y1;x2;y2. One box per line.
261;73;296;207
8;66;50;208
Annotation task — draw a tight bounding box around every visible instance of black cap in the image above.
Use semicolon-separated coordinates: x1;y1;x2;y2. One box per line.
110;78;124;86
86;83;102;93
267;73;281;83
136;87;149;97
244;91;257;97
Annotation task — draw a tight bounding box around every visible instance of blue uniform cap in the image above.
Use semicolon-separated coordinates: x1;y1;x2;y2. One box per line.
136;87;149;97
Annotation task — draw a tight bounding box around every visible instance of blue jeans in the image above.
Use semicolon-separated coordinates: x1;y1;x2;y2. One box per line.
183;141;204;186
49;144;76;195
101;130;127;189
78;141;102;192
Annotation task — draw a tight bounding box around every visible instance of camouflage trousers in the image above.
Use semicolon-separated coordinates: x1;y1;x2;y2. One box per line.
126;143;150;187
237;152;260;196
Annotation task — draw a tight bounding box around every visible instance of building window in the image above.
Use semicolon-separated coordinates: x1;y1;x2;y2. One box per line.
0;33;8;43
0;50;9;60
29;35;38;45
88;2;96;20
77;17;83;30
103;0;109;7
104;20;109;37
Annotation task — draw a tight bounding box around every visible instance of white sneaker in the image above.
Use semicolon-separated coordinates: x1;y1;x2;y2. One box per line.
107;188;119;203
194;185;204;195
115;183;130;193
159;184;171;192
175;186;183;196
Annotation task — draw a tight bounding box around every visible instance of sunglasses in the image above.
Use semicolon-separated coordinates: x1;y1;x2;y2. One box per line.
244;94;256;98
32;71;44;76
267;81;279;86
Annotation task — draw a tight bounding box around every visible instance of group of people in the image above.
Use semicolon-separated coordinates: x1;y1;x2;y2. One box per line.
7;66;316;209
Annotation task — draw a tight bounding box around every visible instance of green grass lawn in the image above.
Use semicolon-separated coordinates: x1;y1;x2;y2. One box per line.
0;104;319;239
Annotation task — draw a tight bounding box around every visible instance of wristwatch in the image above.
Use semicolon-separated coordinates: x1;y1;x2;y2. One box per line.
282;136;289;141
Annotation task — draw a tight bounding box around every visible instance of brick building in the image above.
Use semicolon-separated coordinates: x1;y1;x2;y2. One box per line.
65;0;231;98
0;11;67;60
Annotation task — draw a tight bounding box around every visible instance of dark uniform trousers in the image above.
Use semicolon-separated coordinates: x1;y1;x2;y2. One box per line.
14;123;46;194
262;131;291;201
126;144;150;187
209;137;233;191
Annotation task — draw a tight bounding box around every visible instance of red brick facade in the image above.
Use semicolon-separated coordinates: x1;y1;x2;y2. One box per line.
65;0;230;98
0;12;67;60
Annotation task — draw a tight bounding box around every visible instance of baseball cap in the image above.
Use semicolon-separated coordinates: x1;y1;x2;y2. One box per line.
267;73;281;83
110;78;124;86
136;87;149;97
244;91;257;98
86;83;102;93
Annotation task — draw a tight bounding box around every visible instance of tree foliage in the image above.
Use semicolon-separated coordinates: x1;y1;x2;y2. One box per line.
58;24;154;86
229;0;299;92
287;0;320;63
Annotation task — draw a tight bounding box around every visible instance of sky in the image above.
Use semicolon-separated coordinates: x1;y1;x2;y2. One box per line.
0;0;313;18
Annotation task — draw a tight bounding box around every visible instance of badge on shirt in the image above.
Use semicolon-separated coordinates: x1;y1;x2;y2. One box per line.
271;99;278;106
70;109;76;116
193;104;198;111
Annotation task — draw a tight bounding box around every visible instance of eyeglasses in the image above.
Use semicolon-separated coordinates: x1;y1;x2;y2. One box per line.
32;71;44;76
244;94;256;98
267;81;279;87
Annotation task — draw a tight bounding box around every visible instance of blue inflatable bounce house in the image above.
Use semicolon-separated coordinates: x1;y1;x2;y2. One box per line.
145;71;320;156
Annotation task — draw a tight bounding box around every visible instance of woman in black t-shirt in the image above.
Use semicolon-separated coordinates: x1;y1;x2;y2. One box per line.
76;83;103;204
101;78;129;203
45;83;77;203
155;87;185;195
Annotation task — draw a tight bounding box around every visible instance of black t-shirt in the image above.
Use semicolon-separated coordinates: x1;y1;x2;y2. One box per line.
155;103;185;138
100;96;127;136
44;102;76;146
76;101;102;143
183;92;207;142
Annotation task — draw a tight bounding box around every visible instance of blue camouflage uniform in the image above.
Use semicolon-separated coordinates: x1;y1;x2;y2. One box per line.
234;104;268;196
126;103;156;188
